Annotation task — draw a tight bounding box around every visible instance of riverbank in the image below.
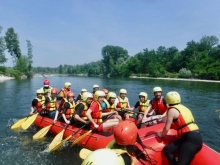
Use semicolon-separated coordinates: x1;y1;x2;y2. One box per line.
129;76;220;83
0;75;14;82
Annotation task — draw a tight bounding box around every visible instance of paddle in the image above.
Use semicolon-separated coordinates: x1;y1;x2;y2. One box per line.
214;109;220;113
71;113;115;147
48;122;71;152
10;115;30;129
49;124;87;152
21;113;39;130
33;115;62;140
79;148;92;159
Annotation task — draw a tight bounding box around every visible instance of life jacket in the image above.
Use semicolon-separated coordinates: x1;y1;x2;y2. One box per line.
116;96;129;109
58;98;68;114
64;102;76;119
103;100;116;112
91;101;103;124
78;102;89;120
35;96;46;112
46;97;57;111
60;88;70;98
152;97;167;115
169;104;199;137
42;87;52;97
138;100;150;112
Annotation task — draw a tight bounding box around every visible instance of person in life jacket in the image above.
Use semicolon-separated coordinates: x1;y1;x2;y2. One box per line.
30;88;46;115
100;88;109;110
92;85;99;101
86;90;119;132
157;91;202;165
43;88;59;119
74;92;93;127
102;92;122;122
41;79;53;97
75;88;87;104
81;148;132;165
107;120;157;165
115;89;131;120
126;92;150;128
59;82;72;100
142;87;168;125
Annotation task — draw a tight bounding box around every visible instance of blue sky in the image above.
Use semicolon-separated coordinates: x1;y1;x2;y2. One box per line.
0;0;220;67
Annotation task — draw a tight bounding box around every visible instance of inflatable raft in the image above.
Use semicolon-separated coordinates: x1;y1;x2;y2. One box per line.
34;116;220;165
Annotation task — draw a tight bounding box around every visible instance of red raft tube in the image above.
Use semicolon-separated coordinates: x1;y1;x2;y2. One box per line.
34;116;220;165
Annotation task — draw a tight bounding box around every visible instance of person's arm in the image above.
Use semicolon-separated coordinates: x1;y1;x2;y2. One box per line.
53;110;59;123
102;111;116;117
30;99;38;115
126;101;139;111
142;103;152;119
62;103;70;124
86;109;98;128
74;114;89;124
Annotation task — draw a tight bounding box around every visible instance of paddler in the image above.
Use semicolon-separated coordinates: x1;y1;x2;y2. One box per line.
142;87;168;125
92;84;99;101
75;88;87;104
30;88;46;115
157;91;203;165
115;89;131;120
86;90;119;132
41;79;53;97
59;82;72;100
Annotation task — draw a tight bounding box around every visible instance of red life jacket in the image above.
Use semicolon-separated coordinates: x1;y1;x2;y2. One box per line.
152;97;167;114
91;101;103;124
64;102;76;119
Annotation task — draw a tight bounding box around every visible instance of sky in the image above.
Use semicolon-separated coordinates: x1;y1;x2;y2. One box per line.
0;0;220;67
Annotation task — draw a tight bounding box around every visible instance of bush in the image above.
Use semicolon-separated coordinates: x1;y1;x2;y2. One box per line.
5;69;23;78
179;68;192;78
0;66;6;73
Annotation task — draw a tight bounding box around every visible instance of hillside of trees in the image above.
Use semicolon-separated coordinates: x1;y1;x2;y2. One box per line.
33;35;220;80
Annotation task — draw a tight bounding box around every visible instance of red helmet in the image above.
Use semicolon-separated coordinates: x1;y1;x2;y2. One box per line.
43;79;50;86
114;121;138;145
102;88;109;94
67;91;74;98
51;88;58;94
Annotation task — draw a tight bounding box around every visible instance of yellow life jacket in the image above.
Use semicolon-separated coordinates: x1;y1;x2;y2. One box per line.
104;100;116;112
77;102;89;120
65;101;76;119
46;96;57;111
116;96;129;109
138;100;150;112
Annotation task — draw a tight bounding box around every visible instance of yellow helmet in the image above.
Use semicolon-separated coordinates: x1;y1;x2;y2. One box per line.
119;89;127;94
107;92;117;100
36;88;44;94
94;90;105;101
139;92;148;101
82;92;93;101
93;85;99;89
81;88;87;92
166;91;181;105
153;87;162;93
81;148;125;165
64;82;71;88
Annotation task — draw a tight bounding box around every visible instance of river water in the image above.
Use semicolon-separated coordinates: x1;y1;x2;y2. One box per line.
1;76;220;165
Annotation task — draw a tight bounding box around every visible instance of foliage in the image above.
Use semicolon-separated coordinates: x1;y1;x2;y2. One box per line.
179;68;192;78
0;26;7;64
5;69;23;78
0;66;6;73
26;40;33;72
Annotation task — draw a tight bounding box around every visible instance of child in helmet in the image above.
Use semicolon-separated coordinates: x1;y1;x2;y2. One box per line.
59;82;72;100
41;79;53;97
30;88;46;115
75;88;87;104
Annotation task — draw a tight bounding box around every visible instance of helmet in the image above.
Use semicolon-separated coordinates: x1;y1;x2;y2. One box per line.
166;91;181;105
67;91;74;98
114;121;138;145
82;92;93;101
153;87;162;93
102;88;109;94
94;91;105;101
93;85;99;89
51;88;58;94
64;82;71;88
43;79;50;86
107;92;117;100
119;89;127;94
81;148;125;165
81;88;87;92
36;88;44;94
139;92;148;101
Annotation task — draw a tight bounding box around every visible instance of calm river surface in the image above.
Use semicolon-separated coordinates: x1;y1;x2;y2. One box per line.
1;76;220;165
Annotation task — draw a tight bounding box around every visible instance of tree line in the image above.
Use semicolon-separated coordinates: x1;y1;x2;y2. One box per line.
33;35;220;80
0;26;33;78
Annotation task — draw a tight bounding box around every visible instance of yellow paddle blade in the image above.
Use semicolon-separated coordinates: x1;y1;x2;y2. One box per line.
49;129;65;152
49;135;72;152
11;117;28;129
71;130;92;147
21;113;39;130
79;148;92;160
214;109;220;113
33;125;52;140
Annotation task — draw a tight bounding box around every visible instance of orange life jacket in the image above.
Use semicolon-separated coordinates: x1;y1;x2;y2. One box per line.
64;102;76;119
46;97;57;111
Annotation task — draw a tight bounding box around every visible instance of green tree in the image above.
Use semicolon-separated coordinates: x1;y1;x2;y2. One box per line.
26;40;33;72
15;55;29;74
4;27;21;60
0;26;7;64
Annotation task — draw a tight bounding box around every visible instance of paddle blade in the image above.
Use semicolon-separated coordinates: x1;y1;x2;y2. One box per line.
214;110;220;113
79;148;92;160
49;135;72;152
49;129;65;152
21;113;39;130
33;125;52;140
11;117;28;129
71;130;92;147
